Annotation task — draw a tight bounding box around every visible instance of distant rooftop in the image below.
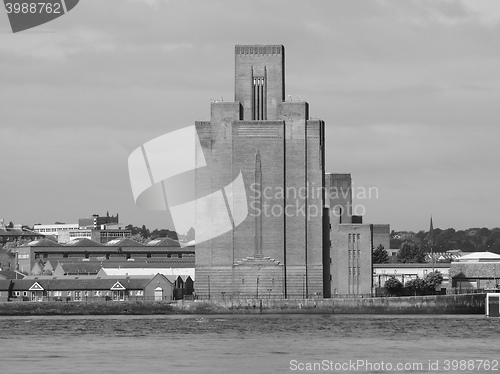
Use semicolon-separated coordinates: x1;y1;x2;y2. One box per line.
455;251;500;262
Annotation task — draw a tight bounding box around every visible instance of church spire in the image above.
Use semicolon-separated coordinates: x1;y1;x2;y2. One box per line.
429;216;434;272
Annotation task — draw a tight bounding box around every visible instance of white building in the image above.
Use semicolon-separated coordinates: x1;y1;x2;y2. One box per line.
33;224;80;239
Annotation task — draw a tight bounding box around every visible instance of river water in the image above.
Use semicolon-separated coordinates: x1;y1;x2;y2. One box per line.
0;314;498;374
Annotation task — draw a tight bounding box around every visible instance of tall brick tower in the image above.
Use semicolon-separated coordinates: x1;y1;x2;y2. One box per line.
195;45;326;299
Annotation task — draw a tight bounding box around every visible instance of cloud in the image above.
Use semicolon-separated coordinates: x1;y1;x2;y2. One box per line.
1;0;500;231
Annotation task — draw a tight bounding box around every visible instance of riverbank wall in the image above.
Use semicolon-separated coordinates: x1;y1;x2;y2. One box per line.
0;294;485;316
0;301;175;316
173;294;485;314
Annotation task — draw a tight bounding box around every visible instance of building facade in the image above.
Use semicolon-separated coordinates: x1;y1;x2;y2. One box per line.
195;45;326;299
15;237;194;275
373;263;450;289
78;212;119;229
33;224;80;239
326;173;390;296
450;252;500;290
0;274;174;302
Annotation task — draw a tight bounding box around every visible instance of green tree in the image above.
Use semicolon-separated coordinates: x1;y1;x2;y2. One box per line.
373;244;389;264
384;276;403;296
397;241;426;263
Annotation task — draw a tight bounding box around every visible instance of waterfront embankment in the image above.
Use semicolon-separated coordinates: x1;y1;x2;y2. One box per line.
173;293;485;314
0;293;485;315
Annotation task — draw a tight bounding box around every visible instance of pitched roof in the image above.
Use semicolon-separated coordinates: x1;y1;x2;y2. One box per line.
0;228;44;238
65;238;104;247
56;262;103;275
26;238;62;247
0;279;13;290
106;259;194;268
105;238;145;247
37;258;194;269
456;251;500;262
146;237;180;248
6;276;161;291
99;267;195;280
0;269;25;279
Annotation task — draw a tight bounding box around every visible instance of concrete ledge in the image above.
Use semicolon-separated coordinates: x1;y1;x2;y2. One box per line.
0;301;176;316
172;294;485;314
0;294;485;315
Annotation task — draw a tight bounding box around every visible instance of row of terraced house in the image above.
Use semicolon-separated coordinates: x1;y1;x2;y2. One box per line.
0;235;196;302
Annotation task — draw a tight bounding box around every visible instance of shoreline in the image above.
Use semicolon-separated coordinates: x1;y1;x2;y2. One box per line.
0;294;485;316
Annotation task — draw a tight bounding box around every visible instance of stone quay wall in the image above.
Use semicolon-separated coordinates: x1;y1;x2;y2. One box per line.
0;294;485;315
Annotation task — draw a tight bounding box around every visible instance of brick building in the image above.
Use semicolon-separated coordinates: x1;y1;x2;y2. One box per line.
193;45;390;299
195;45;326;299
326;173;390;296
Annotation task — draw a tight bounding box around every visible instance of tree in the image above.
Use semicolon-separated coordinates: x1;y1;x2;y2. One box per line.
150;229;178;240
477;227;491;237
390;238;402;250
384;276;403;296
373;244;389;264
424;271;443;291
405;278;427;296
140;225;150;239
397;241;426;263
7;221;14;228
125;224;142;236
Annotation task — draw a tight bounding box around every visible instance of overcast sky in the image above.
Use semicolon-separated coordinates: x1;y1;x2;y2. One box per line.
1;0;499;232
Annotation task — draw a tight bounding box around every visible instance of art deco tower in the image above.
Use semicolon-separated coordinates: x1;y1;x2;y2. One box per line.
195;45;326;299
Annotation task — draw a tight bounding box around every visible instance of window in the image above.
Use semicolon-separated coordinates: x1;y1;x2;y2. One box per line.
67;291;71;297
23;291;27;297
253;76;266;120
74;291;81;301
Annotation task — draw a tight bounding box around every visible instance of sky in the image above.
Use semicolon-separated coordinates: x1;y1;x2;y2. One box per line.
1;0;500;233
